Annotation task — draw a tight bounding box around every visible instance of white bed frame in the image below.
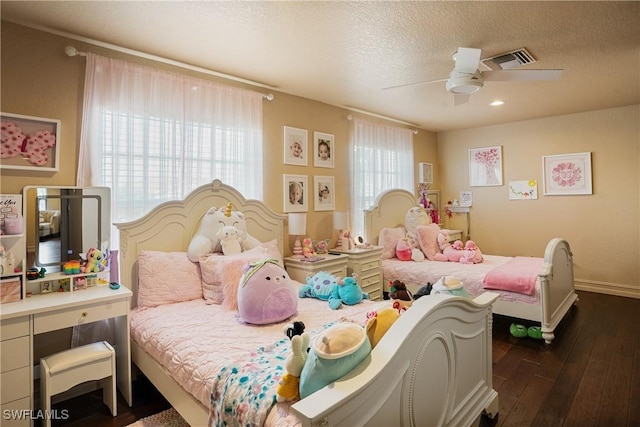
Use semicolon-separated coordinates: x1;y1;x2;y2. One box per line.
117;180;500;427
364;188;579;345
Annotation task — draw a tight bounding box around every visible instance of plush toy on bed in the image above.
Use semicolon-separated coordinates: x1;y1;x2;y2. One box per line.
460;240;484;264
332;275;369;309
187;202;261;262
236;258;298;325
216;225;243;255
81;248;105;273
434;230;464;262
404;206;430;261
365;301;405;348
299;322;372;399
276;331;310;402
299;271;339;304
389;280;413;308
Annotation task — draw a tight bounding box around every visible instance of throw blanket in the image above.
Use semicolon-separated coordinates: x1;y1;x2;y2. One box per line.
209;338;288;427
483;256;543;296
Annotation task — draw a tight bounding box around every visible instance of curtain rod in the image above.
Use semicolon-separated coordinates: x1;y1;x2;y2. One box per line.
346;113;419;134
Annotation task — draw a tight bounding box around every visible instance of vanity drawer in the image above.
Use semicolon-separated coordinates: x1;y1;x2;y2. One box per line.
1;396;31;427
34;299;128;334
0;316;29;340
0;366;30;404
1;336;29;373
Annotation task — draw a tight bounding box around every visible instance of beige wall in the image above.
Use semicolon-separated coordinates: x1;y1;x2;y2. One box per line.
438;105;640;297
0;22;436;253
3;22;638;298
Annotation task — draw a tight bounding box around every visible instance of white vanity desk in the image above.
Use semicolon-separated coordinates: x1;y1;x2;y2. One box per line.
0;285;132;426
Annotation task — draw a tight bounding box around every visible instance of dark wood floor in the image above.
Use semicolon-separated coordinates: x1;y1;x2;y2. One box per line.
53;290;640;427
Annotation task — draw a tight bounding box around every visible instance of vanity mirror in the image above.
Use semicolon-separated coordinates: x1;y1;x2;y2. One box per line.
23;186;111;272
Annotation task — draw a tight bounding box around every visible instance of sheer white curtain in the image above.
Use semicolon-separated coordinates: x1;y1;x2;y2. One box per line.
78;53;264;249
349;117;414;238
74;53;263;347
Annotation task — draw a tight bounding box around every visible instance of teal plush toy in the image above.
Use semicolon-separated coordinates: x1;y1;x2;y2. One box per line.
299;271;342;309
330;275;369;310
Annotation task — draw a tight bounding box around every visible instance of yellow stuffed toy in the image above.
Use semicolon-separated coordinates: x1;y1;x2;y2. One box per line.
365;301;406;349
276;332;310;402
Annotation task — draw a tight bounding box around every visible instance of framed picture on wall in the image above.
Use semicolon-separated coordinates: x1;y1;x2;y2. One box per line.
469;146;503;186
283;126;308;166
0;112;61;172
418;162;433;184
283;174;308;212
314;175;335;211
542;152;592;195
313;132;334;168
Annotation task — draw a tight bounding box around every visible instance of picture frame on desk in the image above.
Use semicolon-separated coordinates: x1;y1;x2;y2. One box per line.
40;281;52;294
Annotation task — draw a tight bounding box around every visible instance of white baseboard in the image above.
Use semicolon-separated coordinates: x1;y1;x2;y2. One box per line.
575;279;640;299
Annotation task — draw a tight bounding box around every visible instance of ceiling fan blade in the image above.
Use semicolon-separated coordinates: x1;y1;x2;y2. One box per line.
381;77;448;91
453;47;482;74
483;69;563;81
454;94;470;106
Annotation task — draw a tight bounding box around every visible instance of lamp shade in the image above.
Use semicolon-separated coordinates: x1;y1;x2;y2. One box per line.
333;211;349;230
288;213;307;235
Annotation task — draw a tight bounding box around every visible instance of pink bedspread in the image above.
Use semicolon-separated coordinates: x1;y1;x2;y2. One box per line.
382;254;540;305
483;256;543;296
130;293;380;425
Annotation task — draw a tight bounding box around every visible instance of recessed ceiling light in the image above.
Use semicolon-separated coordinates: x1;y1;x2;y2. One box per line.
490;100;505;106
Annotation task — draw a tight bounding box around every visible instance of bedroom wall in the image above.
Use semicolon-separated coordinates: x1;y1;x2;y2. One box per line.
437;105;640;298
0;22;437;253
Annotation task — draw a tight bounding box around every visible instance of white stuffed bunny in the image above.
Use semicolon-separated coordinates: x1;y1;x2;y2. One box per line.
276;332;310;402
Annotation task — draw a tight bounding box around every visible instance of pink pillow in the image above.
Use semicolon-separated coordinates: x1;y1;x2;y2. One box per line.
137;251;203;307
199;240;282;306
417;224;441;260
378;227;406;259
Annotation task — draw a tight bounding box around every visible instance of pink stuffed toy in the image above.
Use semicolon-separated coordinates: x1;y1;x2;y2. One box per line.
434;230;464;262
460;240;483;264
395;239;413;261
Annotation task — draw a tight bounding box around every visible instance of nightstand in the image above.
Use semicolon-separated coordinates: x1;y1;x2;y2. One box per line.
329;246;384;301
284;253;348;284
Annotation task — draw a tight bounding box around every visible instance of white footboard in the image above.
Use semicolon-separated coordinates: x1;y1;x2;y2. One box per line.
539;238;579;344
292;292;500;427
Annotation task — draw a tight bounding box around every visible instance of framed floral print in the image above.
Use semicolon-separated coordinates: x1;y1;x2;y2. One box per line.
542;152;592;195
469;146;503;186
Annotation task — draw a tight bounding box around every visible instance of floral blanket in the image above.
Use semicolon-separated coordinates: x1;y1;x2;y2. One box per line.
209;338;289;427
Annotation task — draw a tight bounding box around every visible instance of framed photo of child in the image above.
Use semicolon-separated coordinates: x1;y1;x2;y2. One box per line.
314;175;335;211
283;126;308;166
283;174;308;213
313;132;334;168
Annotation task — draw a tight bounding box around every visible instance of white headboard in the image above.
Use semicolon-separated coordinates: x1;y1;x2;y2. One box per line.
115;179;286;307
364;188;417;245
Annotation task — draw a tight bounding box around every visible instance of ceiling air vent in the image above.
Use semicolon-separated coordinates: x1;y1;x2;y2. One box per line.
481;48;536;71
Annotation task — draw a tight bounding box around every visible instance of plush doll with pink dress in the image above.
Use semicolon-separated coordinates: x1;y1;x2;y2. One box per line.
434;230;464;262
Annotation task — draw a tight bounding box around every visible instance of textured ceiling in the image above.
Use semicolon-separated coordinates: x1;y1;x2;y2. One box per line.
2;1;639;132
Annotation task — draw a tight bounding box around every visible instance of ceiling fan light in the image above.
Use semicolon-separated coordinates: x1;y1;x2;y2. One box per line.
446;78;483;94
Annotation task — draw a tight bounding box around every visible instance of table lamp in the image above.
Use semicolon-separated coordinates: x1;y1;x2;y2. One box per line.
288;213;307;258
333;211;350;250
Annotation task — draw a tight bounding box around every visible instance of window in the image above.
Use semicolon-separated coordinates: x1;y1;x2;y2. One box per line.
78;54;263;246
349;117;414;238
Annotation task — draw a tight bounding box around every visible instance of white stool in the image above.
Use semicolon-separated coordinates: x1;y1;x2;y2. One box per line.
40;341;117;427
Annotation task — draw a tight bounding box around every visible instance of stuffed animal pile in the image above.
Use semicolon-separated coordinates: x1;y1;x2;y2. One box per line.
187;202;261;261
460;240;483;264
434;230;465;262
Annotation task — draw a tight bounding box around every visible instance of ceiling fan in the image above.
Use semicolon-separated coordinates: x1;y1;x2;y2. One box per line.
384;47;563;104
